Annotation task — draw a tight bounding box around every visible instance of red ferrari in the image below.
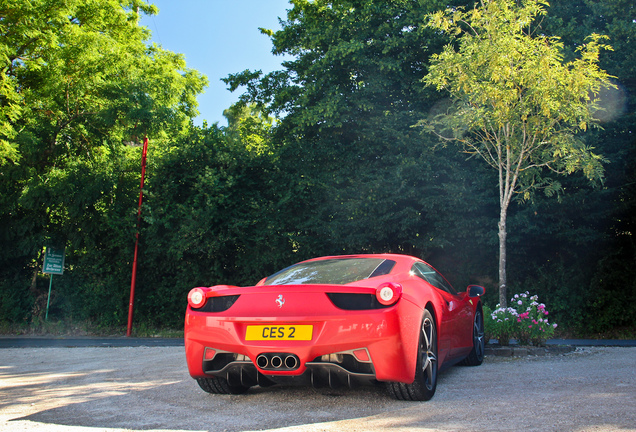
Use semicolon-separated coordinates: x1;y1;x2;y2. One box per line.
184;254;485;401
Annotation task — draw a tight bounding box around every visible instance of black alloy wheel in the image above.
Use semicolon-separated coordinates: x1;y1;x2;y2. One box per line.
461;306;485;366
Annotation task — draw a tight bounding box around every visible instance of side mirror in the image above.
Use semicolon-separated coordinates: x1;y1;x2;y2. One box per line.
467;285;485;298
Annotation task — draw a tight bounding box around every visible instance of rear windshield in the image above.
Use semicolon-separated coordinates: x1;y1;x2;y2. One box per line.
264;258;396;286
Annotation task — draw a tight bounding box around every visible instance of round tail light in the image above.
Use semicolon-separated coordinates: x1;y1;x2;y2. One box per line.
376;282;402;306
188;288;207;309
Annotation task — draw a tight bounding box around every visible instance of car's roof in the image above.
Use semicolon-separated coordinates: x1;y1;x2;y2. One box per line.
297;254;422;278
302;253;420;263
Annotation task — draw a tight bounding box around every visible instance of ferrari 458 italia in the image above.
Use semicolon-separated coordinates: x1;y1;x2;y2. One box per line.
185;254;485;401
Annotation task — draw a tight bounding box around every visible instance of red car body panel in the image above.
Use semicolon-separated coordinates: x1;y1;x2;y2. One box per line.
184;254;482;388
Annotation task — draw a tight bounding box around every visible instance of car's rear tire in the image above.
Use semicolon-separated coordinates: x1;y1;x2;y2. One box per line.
387;308;438;401
461;306;485;366
196;376;249;395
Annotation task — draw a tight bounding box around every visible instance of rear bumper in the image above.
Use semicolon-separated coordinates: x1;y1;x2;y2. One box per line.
184;298;423;384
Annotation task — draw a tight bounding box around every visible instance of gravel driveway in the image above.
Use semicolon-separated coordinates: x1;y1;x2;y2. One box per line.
1;346;634;432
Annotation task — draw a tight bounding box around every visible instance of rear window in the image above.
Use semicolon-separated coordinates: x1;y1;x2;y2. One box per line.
264;258;396;286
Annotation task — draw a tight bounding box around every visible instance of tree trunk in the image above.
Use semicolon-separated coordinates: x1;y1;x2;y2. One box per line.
498;205;508;308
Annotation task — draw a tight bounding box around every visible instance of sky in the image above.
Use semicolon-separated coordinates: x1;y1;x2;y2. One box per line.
140;0;293;127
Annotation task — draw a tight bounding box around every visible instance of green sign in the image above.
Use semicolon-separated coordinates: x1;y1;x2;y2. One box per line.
43;246;65;275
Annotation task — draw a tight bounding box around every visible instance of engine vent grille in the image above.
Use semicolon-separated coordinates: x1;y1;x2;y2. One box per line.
192;295;240;312
326;293;391;310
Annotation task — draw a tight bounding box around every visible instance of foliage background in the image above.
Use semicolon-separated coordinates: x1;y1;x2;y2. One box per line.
1;0;634;336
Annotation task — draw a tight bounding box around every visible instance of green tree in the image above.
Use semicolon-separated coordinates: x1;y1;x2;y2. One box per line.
0;0;207;324
539;0;636;333
420;0;614;306
224;0;497;268
137;107;295;326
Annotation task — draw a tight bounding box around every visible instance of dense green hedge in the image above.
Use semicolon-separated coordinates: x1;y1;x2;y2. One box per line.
1;0;634;336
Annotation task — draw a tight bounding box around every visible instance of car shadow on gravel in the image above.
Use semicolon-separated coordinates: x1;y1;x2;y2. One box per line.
10;369;464;431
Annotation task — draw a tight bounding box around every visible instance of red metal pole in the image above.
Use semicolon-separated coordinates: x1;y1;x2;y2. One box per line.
127;137;148;337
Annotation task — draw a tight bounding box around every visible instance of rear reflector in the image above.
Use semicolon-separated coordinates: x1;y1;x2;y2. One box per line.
353;349;370;362
203;348;217;361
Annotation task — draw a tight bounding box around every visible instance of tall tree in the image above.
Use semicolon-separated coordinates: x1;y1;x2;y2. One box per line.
137;107;295;326
420;0;614;306
224;0;491;262
538;0;636;332
0;0;207;323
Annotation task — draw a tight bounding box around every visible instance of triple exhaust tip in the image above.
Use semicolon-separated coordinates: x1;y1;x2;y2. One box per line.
256;353;299;370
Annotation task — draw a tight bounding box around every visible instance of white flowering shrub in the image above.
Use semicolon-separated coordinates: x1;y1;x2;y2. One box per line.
484;292;558;346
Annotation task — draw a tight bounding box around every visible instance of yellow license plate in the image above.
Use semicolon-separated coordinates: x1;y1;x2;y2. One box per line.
245;325;313;341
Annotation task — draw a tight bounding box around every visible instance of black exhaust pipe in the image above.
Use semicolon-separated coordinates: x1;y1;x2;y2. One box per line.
256;354;269;369
271;355;283;368
285;355;299;369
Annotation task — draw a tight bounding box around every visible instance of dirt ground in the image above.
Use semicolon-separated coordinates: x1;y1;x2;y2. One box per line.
0;346;634;432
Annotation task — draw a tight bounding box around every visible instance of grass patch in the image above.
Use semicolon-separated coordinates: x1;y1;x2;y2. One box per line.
0;319;183;338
